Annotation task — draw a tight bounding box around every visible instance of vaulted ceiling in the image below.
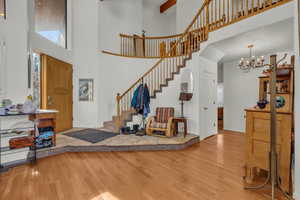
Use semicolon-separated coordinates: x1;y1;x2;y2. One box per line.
160;0;176;13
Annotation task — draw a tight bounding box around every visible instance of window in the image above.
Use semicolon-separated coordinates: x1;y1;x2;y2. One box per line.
35;0;67;48
32;53;41;108
0;0;6;19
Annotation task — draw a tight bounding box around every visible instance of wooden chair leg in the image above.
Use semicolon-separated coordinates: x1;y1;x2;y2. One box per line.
166;129;172;137
146;128;153;136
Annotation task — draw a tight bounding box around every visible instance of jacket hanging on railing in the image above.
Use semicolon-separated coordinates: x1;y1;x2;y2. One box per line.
131;83;150;117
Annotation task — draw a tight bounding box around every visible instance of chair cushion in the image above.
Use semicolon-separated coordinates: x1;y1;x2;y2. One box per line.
151;121;167;129
156;107;174;123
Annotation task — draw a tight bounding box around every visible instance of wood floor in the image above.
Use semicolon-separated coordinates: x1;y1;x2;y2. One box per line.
0;131;286;200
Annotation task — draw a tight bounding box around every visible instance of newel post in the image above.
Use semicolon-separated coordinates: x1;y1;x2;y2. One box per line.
116;93;121;131
117;93;121;116
142;30;146;57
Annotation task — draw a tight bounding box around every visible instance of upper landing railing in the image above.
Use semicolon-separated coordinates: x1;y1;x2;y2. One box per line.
102;0;292;59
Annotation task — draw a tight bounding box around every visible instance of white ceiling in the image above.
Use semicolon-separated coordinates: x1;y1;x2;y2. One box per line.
212;18;294;63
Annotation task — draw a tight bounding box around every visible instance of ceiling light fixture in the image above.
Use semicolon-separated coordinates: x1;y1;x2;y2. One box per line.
238;44;267;71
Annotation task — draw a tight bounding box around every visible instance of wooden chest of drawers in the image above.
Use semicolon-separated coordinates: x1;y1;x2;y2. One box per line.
244;109;293;194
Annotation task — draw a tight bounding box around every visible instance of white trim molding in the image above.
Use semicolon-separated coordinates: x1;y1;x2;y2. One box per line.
0;38;7;98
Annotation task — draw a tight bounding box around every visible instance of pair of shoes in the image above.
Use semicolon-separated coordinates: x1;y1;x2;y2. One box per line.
135;130;145;136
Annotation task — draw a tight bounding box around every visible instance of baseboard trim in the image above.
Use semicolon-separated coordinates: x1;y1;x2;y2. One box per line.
222;129;245;134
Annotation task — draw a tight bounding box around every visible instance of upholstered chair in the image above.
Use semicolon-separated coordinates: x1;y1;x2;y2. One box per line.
146;107;175;137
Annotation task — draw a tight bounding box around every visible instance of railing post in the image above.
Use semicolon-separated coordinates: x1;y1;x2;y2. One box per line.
142;30;146;57
116;93;121;132
205;0;211;39
133;35;137;57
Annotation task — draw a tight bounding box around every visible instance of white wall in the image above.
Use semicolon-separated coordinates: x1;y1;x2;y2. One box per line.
98;54;158;123
0;0;29;104
223;52;294;133
223;59;263;132
142;0;176;36
99;0;177;52
72;0;100;128
98;0;143;52
31;33;73;64
176;0;204;33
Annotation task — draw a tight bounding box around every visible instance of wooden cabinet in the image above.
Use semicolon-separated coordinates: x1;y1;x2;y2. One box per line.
258;70;294;113
245;109;292;194
244;56;294;194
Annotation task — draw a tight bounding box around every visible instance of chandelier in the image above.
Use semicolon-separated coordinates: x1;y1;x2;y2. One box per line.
238;45;267;71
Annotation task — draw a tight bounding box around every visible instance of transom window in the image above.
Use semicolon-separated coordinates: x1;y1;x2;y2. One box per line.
35;0;67;48
0;0;6;19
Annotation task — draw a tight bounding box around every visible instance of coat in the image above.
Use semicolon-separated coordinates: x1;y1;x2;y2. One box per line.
131;84;150;117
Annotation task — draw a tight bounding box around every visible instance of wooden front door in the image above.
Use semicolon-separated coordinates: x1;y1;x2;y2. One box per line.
41;54;73;132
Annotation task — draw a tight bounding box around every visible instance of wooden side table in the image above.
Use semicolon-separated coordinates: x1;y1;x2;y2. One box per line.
29;112;57;146
173;118;187;138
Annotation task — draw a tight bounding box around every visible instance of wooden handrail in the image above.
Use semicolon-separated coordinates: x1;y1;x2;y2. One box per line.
102;50;161;59
120;24;208;40
120;33;183;40
102;50;184;59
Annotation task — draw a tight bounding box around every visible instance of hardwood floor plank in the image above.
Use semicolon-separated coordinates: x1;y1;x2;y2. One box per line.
0;131;287;200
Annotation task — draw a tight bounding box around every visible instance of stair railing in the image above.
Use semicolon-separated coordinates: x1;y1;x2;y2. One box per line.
120;33;183;58
115;0;212;129
116;0;291;59
115;0;292;130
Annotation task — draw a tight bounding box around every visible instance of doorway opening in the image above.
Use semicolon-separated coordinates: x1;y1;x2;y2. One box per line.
217;63;224;132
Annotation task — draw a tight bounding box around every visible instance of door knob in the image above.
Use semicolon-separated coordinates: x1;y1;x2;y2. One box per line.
204;107;208;110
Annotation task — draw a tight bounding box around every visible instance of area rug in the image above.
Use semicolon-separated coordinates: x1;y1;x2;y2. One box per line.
64;129;117;144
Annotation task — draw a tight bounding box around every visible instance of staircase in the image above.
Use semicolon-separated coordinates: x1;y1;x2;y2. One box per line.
102;0;292;133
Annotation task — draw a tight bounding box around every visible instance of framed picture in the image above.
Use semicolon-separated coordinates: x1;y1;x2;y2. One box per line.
79;79;94;101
